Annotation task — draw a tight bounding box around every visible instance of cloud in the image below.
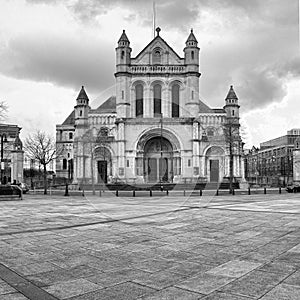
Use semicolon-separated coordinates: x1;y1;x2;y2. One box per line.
0;33;115;94
9;0;300;112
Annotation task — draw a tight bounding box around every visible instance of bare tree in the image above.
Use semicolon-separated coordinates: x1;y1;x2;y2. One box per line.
24;131;56;194
223;118;243;193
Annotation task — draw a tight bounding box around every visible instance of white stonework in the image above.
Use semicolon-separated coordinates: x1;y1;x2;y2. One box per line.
56;29;244;185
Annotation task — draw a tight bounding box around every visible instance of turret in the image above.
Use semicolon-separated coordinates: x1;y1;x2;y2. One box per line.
116;30;132;68
224;85;240;120
184;29;199;68
115;30;131;118
74;86;90;127
184;29;200;117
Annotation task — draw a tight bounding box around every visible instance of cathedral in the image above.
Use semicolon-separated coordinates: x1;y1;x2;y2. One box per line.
56;28;245;185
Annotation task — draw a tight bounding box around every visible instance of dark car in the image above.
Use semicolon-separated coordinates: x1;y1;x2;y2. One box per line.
286;184;300;193
12;182;29;194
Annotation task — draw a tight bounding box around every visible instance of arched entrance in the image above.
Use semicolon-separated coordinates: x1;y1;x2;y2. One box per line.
144;137;173;183
94;147;112;184
205;146;225;182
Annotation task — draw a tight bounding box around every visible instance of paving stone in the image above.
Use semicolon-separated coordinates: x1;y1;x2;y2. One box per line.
283;270;300;286
133;270;187;290
103;282;157;300
43;278;101;299
0;282;17;295
201;291;253;300
258;261;297;275
140;286;205;299
11;262;60;276
260;283;300;300
168;261;212;276
176;273;234;294
219;270;288;298
206;260;261;278
0;293;29;300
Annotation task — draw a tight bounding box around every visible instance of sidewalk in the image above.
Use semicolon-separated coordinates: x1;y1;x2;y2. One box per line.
0;193;299;299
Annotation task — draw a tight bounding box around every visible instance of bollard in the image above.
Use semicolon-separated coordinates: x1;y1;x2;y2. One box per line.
248;187;251;195
82;189;85;197
150;189;152;197
99;189;102;197
232;189;235;195
200;189;202;196
64;183;69;197
166;189;169;196
264;187;266;194
279;187;281;194
133;189;135;197
216;189;219;196
116;189;119;197
184;189;186;196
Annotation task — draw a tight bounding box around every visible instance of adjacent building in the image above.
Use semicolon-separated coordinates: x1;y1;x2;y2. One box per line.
56;28;245;185
0;124;24;184
245;129;300;186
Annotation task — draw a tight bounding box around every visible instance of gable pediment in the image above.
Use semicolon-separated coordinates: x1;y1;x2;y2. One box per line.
131;36;184;65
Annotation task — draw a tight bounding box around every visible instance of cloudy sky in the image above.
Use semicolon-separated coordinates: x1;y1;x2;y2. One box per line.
0;0;299;147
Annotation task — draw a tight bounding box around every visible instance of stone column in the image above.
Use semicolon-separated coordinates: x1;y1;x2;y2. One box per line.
11;150;24;183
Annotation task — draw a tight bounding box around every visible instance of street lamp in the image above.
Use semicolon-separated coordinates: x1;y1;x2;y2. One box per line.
0;133;7;184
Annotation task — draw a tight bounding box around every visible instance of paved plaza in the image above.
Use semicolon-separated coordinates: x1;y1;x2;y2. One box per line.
0;191;299;299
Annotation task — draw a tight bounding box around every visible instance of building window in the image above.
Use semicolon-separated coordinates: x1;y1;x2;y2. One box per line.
121;50;124;59
153;84;161;117
63;158;67;170
135;84;143;117
232;110;235;116
188;159;191;167
171;84;180;117
79;110;82;116
152;48;162;64
69;132;73;140
191;90;194;100
207;129;214;136
191;51;194;60
99;127;109;137
122;90;124;99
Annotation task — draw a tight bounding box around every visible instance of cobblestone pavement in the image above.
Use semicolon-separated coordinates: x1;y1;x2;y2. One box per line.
0;191;299;299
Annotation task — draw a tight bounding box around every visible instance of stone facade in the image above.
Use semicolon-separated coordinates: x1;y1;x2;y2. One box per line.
0;124;24;184
56;28;245;185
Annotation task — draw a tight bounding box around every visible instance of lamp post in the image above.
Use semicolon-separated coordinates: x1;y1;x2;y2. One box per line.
0;134;7;184
160;113;163;184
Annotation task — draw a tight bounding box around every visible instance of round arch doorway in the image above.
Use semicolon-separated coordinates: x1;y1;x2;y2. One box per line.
144;137;173;183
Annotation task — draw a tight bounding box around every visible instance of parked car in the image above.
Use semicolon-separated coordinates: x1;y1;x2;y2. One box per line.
12;182;29;194
286;183;300;193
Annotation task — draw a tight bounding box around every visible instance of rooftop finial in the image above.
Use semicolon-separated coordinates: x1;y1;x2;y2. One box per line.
191;28;193;33
156;27;161;36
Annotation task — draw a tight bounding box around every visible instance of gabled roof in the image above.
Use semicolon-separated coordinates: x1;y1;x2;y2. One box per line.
199;100;213;113
225;85;238;100
62;110;75;125
93;96;116;113
133;35;183;61
77;86;89;102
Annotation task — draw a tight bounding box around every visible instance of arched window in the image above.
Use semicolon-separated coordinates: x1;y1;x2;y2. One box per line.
171;84;180;117
153;84;161;117
121;50;125;59
232;110;235;116
135;84;143;117
152;49;162;64
191;51;194;60
99;127;109;137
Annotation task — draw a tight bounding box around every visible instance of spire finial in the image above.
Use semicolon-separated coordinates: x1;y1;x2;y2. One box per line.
191;28;193;33
156;27;161;36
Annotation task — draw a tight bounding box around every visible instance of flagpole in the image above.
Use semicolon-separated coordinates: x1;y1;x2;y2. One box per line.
153;1;156;38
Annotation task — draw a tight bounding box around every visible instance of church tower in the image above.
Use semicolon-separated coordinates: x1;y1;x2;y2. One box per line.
115;30;132;118
224;85;240;123
74;86;90;127
184;29;200;117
